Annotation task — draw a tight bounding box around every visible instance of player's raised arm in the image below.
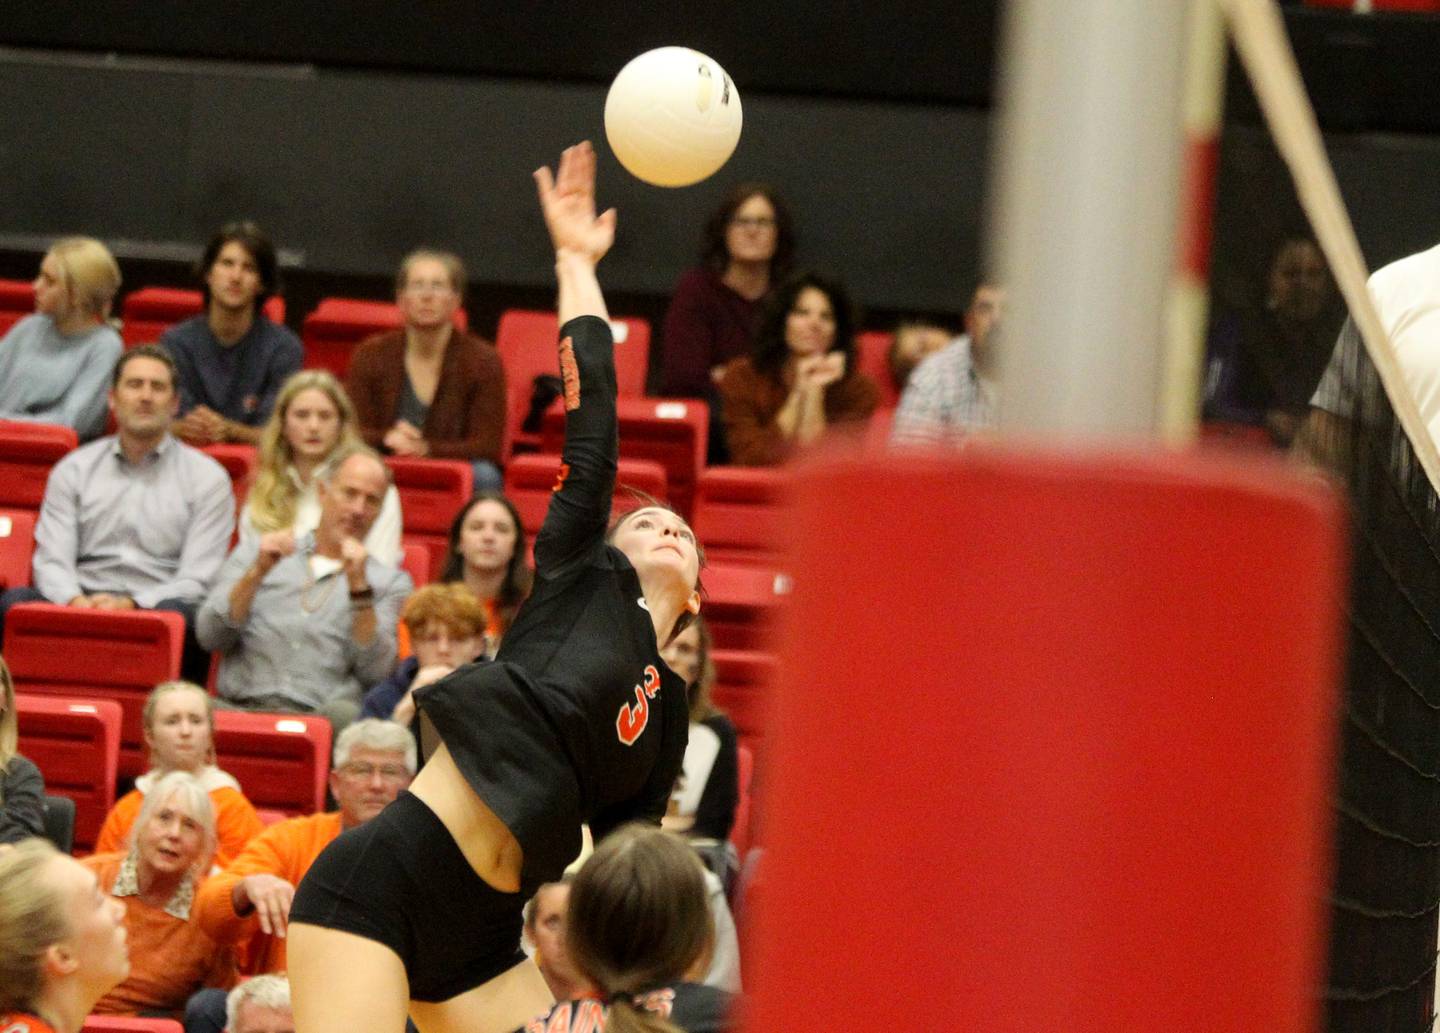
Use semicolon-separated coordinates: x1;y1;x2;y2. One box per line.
534;141;615;325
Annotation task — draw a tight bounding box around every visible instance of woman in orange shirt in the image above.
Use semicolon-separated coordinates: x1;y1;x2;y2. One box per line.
0;839;130;1033
82;771;236;1016
94;681;263;867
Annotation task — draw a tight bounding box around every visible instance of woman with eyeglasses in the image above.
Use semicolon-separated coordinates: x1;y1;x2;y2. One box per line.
661;185;796;463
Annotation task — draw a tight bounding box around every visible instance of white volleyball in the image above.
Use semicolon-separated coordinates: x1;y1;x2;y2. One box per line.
604;47;743;188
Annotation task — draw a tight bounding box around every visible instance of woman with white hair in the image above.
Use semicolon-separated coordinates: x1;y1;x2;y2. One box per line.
81;770;236;1016
0;838;130;1033
0;236;124;441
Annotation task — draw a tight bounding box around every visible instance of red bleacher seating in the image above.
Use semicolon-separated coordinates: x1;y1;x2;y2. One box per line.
733;742;755;857
693;467;790;567
0;421;77;513
200;443;259;511
15;695;122;853
121;286;286;347
856;330;899;408
541;397;708;518
862;408;895;455
212;710;333;817
386;457;473;576
302;297;468;379
710;648;777;754
0;508;37;591
497;309;651;456
701;564;788;651
505;453;670;540
85;1016;184;1033
401;540;433;586
4;604;185;778
0;277;34;337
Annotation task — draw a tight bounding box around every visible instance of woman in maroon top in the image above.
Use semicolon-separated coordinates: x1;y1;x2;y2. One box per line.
661;185;796;462
718;272;880;466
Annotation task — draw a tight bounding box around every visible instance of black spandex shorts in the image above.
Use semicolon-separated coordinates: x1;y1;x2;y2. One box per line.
289;791;527;1003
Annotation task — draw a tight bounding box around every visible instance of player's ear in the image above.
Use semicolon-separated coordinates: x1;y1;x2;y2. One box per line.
685;591;701;615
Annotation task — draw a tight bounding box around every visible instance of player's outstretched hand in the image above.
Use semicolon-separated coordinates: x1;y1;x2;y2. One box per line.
534;141;616;264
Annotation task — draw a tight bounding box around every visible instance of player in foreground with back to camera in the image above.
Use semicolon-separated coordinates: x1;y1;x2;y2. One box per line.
286;140;701;1033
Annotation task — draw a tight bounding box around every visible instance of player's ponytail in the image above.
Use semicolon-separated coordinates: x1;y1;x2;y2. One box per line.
567;825;714;1033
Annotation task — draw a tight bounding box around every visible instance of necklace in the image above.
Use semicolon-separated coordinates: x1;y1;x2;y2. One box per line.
300;551;341;614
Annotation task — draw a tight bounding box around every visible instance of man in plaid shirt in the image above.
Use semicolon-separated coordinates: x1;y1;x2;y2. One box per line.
891;283;1004;448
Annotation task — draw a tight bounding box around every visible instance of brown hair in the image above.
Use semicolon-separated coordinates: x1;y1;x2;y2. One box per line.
0;839;67;1014
699;182;796;281
396;248;467;304
0;656;17;800
112;344;178;390
567;826;713;1033
401;583;488;640
683;615;720;723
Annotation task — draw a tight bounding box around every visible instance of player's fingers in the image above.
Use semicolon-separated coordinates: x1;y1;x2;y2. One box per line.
533;165;555;204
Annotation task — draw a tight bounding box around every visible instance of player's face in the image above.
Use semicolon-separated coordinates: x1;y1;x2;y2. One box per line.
33;254;72;320
283;388;342;464
52;854;130;993
110;356;178;438
459;500;518;575
784;287;837;358
397;257;460;332
659;622;703;686
330;745;412;827
611;507;701;590
135;790;207;880
144;689;211;773
206;241;263;314
726;194;778;267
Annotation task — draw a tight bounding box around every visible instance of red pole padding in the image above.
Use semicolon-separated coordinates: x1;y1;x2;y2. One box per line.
742;446;1346;1033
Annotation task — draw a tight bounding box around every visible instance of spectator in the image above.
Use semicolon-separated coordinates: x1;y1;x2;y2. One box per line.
719;273;879;466
347;249;506;491
660;617;738;846
0;237;123;442
193;720;415;978
242;371;404;567
1204;235;1340;446
0;657;44;845
890;282;1005;448
437;492;532;650
0;839;130;1033
94;681;264;868
523;825;735;1033
522;877;591;1002
199;450;412;731
164;222;303;447
0;346;234;683
663;185;797;464
361;583;488;743
82;772;236;1016
226;975;293;1033
887;318;953;394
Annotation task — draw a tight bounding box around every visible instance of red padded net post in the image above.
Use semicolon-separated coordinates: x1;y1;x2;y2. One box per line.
743;448;1345;1033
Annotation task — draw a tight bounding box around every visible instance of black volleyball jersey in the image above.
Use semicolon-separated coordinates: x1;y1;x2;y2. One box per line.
417;315;689;887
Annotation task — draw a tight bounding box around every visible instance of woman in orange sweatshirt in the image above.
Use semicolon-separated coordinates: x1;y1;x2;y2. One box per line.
94;681;263;867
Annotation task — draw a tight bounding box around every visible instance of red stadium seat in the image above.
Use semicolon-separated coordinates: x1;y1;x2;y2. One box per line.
212;710;333;817
732;742;755;858
385;457;473;575
700;564;789;652
504;453;669;540
200;443;258;512
692;467;791;567
4;604;185;778
862;408;895;455
710;648;777;762
85;1016;183;1033
15;694;122;853
121;286;287;347
497;309;651;456
0;508;37;591
401;540;433;586
0;277;34;337
541;397;707;518
302;296;468;379
743;449;1345;1033
0;421;77;513
855;330;899;408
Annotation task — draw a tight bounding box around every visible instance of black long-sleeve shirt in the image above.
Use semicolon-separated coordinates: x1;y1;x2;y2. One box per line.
419;316;689;887
0;755;45;845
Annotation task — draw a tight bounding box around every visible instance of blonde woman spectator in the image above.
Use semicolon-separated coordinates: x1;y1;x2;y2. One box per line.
94;681;263;867
0;656;45;845
82;771;236;1016
241;371;403;566
0;237;123;440
0;839;130;1033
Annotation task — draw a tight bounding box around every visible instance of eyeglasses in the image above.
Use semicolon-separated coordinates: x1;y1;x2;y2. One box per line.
339;762;410;782
730;216;776;229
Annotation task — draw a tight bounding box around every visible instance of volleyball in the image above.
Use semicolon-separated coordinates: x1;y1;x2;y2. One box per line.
604;47;743;188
